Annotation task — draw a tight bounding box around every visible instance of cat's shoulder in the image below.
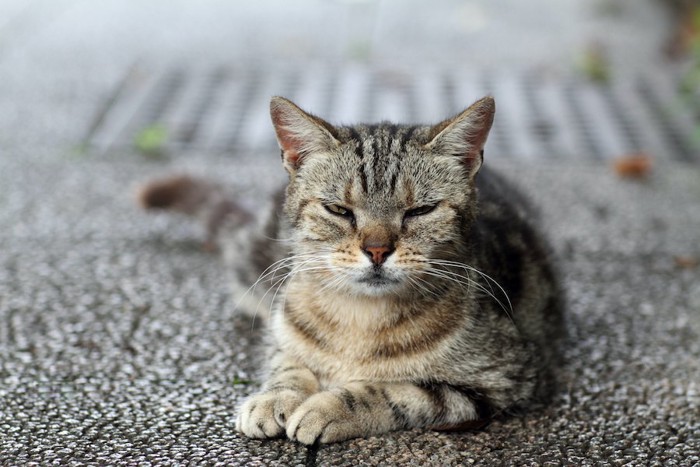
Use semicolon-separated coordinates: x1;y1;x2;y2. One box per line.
475;165;541;225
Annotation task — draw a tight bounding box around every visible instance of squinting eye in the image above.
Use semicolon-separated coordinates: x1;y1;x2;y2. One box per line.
324;203;354;218
405;204;437;218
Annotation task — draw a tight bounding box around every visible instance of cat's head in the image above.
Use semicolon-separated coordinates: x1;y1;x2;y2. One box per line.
270;96;494;298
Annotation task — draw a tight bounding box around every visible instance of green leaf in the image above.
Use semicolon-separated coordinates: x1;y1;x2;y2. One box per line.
232;375;255;386
578;47;610;83
134;124;168;157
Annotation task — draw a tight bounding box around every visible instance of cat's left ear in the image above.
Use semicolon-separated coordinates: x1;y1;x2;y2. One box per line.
270;96;340;174
426;96;495;178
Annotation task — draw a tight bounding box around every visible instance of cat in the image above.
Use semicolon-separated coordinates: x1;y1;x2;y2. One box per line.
138;96;563;445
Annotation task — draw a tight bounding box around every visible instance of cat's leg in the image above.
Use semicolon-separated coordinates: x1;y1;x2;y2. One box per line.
286;381;495;444
236;352;320;439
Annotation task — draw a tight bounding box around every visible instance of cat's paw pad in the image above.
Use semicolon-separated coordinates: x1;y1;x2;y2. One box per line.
287;392;356;445
236;390;306;439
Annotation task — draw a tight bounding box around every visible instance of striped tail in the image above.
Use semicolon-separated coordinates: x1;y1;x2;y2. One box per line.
138;175;253;248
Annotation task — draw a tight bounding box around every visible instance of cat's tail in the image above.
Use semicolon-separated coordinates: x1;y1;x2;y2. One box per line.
137;174;254;248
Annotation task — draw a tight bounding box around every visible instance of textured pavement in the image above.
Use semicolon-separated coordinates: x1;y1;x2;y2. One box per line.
2;0;700;465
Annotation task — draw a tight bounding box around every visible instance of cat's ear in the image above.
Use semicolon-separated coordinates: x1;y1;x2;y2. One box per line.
426;96;495;178
270;96;340;174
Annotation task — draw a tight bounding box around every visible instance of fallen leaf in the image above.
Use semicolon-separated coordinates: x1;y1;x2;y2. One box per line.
579;43;611;83
612;153;653;179
674;256;699;269
232;375;255;386
134;124;168;157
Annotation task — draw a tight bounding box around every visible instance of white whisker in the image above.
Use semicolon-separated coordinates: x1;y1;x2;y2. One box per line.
406;275;441;300
232;253;326;316
415;261;515;325
430;259;514;316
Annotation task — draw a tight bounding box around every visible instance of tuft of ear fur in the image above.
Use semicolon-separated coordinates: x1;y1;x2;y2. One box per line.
426;96;495;178
270;96;340;174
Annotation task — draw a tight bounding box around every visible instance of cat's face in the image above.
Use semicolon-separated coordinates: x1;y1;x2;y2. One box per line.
271;97;494;297
284;127;474;297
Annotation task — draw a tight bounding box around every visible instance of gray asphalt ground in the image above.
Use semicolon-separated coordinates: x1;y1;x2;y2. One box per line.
1;0;700;465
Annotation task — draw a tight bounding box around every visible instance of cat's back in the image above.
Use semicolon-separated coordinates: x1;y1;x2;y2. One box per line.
471;166;561;345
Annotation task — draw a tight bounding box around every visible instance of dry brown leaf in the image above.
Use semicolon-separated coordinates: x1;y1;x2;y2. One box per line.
612;153;653;179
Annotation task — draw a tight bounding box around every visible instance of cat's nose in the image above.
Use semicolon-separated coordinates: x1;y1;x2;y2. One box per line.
363;245;395;265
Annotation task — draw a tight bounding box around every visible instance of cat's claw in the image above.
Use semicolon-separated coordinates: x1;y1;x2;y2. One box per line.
236;390;306;439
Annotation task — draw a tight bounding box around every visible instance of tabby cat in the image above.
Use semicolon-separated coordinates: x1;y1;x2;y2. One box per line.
139;96;562;444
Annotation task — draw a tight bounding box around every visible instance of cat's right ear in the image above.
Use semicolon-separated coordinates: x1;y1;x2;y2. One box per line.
270;96;340;174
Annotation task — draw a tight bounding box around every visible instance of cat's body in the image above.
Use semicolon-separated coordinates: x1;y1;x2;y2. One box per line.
140;96;562;444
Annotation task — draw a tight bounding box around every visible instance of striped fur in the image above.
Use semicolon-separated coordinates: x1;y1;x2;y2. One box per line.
141;96;562;444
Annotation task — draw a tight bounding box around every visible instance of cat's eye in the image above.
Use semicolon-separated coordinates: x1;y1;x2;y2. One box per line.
324;203;354;218
405;204;437;218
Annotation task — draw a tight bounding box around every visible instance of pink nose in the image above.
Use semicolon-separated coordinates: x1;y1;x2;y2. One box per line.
363;245;394;265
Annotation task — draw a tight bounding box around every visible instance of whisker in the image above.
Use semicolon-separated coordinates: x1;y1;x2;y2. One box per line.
420;266;515;325
232;254;326;315
318;270;348;294
429;259;514;313
249;260;331;328
406;275;441;300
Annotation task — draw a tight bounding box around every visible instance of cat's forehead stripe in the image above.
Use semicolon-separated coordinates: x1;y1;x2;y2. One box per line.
347;127;364;160
399;126;418;150
342;123;417;196
387;161;400;196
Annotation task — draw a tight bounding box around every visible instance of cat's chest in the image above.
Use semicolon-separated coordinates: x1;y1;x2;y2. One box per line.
272;293;463;384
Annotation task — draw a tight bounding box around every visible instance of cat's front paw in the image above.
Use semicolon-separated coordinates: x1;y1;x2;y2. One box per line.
236;390;306;439
286;391;360;445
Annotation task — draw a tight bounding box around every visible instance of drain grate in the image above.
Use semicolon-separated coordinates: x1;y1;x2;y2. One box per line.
85;63;698;162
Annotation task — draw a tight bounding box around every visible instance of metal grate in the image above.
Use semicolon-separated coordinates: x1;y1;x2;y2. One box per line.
85;64;699;162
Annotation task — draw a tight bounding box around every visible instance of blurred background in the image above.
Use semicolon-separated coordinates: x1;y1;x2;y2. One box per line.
1;0;699;163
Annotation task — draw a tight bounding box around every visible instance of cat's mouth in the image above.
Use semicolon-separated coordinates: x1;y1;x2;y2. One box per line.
357;270;400;288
